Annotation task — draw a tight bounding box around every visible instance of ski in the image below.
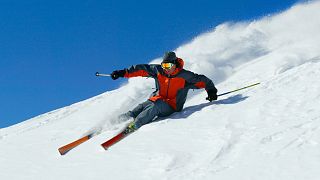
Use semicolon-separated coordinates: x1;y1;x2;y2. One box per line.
58;133;94;155
101;126;134;150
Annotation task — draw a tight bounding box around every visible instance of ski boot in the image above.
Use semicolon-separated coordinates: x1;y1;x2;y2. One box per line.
124;121;137;134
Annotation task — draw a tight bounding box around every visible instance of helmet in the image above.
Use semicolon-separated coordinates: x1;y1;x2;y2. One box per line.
162;51;177;64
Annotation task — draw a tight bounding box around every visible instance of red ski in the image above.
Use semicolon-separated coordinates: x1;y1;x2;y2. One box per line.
101;127;134;150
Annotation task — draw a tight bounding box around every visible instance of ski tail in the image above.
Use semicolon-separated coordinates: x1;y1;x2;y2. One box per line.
58;133;93;155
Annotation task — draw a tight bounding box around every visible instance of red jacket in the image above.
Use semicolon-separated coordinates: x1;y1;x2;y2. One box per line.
124;58;217;111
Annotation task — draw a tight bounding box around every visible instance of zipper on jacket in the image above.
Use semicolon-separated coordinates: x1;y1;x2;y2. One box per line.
166;77;171;99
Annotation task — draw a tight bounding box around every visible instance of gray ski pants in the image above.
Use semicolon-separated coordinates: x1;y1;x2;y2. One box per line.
127;99;175;129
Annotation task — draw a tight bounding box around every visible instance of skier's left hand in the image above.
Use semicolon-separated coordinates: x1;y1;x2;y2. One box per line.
206;89;218;102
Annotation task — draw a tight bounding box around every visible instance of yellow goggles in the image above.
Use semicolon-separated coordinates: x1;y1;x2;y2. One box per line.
161;62;175;69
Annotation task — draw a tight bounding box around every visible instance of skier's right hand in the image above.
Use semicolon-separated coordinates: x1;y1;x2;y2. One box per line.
111;69;126;80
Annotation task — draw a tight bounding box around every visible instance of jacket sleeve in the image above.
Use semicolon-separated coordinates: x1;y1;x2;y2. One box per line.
124;64;159;78
183;70;217;92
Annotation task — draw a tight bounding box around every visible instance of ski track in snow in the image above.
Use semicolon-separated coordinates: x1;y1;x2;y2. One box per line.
1;1;320;180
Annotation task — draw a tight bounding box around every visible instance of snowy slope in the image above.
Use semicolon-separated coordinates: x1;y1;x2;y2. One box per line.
1;1;320;180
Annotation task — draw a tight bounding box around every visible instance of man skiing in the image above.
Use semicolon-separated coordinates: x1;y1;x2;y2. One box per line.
111;51;218;133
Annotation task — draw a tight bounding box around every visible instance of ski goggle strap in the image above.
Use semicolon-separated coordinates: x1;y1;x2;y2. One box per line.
161;62;175;69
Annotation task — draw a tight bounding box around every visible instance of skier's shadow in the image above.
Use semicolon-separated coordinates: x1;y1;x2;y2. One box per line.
156;94;248;121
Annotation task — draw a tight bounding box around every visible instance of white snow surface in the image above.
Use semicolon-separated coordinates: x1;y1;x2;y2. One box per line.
1;1;320;180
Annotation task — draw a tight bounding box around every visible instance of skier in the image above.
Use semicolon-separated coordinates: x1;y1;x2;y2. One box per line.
111;51;218;133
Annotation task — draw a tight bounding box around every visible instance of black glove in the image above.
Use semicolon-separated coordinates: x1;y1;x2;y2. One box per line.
206;88;218;102
111;69;126;80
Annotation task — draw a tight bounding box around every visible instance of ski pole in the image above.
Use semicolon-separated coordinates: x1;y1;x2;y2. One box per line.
217;82;260;97
95;72;111;77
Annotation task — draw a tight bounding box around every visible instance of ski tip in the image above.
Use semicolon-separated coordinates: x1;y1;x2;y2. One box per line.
57;135;92;156
58;148;70;156
101;145;108;151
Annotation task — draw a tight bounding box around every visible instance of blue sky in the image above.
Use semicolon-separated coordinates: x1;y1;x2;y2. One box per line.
0;0;298;128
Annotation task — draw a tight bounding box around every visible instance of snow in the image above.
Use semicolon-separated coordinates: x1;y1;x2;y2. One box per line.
1;1;320;180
